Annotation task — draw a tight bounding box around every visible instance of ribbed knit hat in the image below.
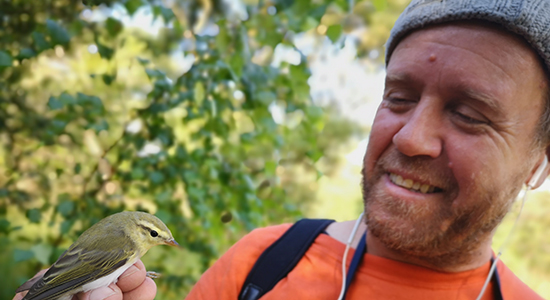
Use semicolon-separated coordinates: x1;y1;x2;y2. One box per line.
385;0;550;71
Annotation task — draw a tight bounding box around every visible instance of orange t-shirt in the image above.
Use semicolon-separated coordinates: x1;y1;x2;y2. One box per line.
185;223;543;300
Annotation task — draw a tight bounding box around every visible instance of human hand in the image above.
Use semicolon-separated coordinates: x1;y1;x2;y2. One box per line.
13;260;157;300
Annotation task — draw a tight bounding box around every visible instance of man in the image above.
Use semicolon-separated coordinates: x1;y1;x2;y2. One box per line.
183;0;549;299
12;0;550;299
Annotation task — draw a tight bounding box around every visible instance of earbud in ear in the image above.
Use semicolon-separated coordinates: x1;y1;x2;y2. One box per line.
528;155;549;188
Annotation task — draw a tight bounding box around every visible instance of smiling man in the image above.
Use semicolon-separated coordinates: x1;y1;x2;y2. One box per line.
362;20;547;273
183;1;549;299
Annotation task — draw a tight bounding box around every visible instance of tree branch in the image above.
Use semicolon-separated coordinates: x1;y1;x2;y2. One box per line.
82;129;127;197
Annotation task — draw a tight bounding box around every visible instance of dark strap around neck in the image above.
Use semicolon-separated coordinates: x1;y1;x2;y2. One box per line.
239;218;335;300
491;257;504;300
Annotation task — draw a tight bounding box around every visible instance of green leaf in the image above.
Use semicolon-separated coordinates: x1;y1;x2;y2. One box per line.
96;41;114;59
57;196;74;218
31;244;53;265
88;120;109;133
155;190;172;204
301;17;319;32
194;82;206;105
149;171;165;184
32;32;51;52
60;220;74;234
77;93;105;113
46;19;71;45
307;149;323;162
326;24;342;43
153;6;175;23
83;0;110;5
102;73;116;85
215;24;230;54
229;53;244;78
59;92;76;105
26;209;42;223
265;160;277;176
0;51;13;67
125;0;145;15
14;249;34;263
74;163;81;174
48;96;63;110
256;91;276;105
187;186;205;200
131;167;145;179
17;48;36;60
0;219;11;234
309;4;328;20
155;209;171;223
316;169;323;180
145;68;165;79
137;57;150;66
106;17;123;37
372;0;388;11
160;6;175;23
51;119;67;133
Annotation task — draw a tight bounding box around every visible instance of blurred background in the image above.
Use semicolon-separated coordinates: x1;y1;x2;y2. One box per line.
1;0;549;299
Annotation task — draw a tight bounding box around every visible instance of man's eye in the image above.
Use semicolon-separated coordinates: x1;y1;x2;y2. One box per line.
384;96;415;107
387;97;412;103
455;111;487;125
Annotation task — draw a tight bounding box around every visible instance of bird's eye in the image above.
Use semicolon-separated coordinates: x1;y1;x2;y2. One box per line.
150;230;158;237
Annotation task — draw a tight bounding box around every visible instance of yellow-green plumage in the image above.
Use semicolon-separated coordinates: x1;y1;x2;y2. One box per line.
16;211;178;300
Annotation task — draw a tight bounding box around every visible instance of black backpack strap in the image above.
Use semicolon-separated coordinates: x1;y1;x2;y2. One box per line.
238;218;335;300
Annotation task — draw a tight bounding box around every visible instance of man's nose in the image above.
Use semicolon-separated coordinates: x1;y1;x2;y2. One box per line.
392;104;443;158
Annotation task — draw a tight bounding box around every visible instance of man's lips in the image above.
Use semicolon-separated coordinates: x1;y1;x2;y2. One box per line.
388;172;443;194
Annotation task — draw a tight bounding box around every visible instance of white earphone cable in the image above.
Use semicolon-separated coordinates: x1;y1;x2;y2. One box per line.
337;212;364;300
474;185;529;300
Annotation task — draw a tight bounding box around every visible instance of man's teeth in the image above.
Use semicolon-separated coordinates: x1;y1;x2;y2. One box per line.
389;173;436;193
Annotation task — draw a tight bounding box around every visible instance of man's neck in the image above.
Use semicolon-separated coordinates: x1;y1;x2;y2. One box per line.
365;227;494;273
325;220;494;273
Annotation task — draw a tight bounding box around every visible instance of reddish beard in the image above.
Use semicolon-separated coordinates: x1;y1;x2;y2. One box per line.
361;150;518;266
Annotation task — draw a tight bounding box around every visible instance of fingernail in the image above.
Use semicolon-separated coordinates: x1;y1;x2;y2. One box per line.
89;286;116;300
119;265;138;279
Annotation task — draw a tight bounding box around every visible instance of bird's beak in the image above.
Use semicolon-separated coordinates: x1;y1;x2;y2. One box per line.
165;238;180;247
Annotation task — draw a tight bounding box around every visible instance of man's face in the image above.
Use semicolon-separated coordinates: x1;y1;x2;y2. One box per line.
362;22;547;261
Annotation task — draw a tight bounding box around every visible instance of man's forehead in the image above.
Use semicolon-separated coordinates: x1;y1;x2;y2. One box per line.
389;20;549;86
385;0;550;75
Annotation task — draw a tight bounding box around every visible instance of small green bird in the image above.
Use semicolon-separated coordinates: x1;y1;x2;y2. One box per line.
15;211;179;300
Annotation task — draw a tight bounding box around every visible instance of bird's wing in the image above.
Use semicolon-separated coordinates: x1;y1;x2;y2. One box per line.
22;246;132;300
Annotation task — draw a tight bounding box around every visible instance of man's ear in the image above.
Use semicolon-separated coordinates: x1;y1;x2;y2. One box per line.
527;153;550;189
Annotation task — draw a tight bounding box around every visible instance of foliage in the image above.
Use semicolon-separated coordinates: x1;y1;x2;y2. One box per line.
2;0;550;299
0;0;410;298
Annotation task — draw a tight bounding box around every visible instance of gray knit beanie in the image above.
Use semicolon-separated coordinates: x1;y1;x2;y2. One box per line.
385;0;550;72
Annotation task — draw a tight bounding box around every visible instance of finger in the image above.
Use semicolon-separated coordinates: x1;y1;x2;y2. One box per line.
117;260;147;292
13;269;49;300
75;284;122;300
13;291;26;300
121;278;157;300
15;269;49;294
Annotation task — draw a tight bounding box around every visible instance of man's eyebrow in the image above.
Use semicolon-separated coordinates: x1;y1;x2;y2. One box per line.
384;73;416;85
460;87;505;116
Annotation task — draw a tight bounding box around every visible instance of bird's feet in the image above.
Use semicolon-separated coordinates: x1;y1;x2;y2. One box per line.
146;271;161;279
